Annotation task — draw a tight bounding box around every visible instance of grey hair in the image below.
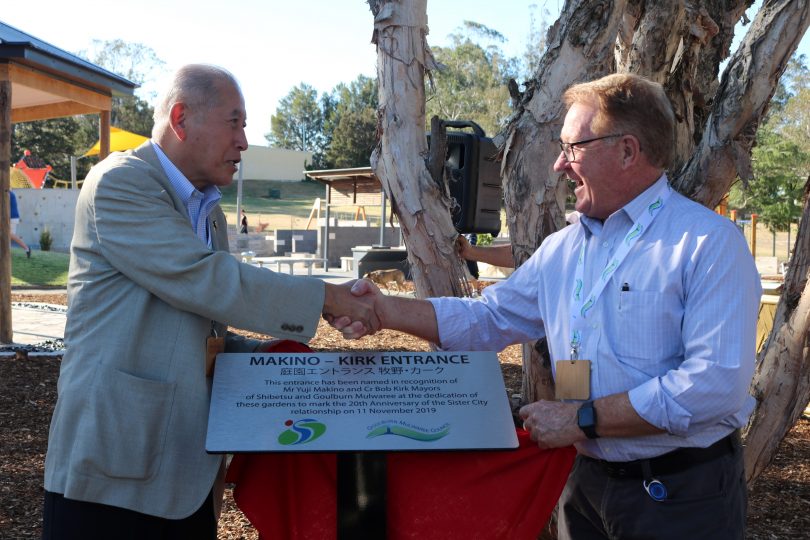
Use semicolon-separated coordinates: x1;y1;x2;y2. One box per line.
152;64;241;137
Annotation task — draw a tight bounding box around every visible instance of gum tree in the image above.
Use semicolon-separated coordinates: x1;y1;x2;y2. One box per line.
368;0;810;484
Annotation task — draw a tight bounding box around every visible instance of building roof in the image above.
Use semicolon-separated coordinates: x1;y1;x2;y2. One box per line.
0;20;137;122
305;167;383;207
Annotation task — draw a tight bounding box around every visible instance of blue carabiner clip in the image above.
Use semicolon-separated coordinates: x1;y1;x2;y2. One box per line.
643;478;668;502
641;459;667;502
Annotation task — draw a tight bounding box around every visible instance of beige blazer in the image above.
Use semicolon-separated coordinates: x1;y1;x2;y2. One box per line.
44;142;325;519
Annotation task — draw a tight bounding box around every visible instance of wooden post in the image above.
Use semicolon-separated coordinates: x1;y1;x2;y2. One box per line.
99;110;111;160
0;80;12;343
730;209;737;223
751;213;758;259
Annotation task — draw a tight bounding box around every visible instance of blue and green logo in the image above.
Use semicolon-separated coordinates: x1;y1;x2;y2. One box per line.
277;418;326;445
366;422;450;442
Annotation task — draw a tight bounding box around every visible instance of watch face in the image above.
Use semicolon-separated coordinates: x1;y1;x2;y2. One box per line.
578;406;595;427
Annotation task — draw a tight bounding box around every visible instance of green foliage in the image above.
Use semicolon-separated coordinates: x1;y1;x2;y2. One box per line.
522;5;552;80
266;83;326;162
78;39;160;139
267;77;379;170
476;234;494;246
10;249;69;287
11;118;94;180
426;21;519;137
730;54;810;233
39;229;53;251
324;75;378;168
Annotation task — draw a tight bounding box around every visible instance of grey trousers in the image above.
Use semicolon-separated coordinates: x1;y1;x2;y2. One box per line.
558;444;746;540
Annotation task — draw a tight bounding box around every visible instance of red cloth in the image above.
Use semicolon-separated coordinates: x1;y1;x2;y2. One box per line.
226;341;576;539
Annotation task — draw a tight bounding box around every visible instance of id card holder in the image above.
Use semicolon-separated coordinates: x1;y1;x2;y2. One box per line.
206;336;225;377
555;359;591;400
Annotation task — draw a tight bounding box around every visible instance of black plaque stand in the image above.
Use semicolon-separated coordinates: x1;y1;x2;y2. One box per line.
337;452;387;539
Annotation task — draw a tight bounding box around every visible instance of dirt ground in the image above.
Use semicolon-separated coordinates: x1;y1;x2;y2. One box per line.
2;292;808;539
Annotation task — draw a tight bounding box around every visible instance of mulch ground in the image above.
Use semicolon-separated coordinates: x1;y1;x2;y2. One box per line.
1;292;808;538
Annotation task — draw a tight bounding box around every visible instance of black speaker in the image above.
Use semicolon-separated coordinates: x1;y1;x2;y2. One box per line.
429;120;502;235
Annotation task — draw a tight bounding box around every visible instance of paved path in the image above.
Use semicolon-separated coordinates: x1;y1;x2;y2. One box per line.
4;267;358;348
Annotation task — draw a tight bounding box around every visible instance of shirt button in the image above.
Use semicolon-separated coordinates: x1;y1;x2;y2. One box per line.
591;323;598;329
602;241;609;248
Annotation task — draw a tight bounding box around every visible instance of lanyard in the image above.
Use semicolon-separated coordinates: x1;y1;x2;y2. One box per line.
569;181;672;358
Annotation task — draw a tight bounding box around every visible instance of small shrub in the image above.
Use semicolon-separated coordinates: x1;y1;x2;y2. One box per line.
39;228;53;251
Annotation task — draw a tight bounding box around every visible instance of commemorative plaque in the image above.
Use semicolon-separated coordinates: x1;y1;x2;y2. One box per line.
206;351;518;452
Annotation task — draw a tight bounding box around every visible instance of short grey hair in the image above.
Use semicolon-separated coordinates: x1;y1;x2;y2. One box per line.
152;64;241;137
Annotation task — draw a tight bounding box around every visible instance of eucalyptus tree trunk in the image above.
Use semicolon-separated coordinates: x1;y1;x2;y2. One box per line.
368;0;808;490
745;175;810;483
502;0;629;402
367;0;470;299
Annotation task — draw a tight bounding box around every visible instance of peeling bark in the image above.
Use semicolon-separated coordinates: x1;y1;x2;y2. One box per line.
503;0;628;403
368;0;470;300
745;175;810;484
673;0;809;207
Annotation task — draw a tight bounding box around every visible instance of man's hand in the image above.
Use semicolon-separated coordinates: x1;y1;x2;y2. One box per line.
323;279;383;339
455;235;473;260
519;400;585;449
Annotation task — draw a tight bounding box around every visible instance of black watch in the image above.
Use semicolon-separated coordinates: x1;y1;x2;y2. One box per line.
577;401;600;439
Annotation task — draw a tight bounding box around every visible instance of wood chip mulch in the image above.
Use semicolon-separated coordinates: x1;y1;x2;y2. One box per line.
1;292;808;539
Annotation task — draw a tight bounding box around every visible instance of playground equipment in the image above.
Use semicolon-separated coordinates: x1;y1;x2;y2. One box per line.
13;150;52;189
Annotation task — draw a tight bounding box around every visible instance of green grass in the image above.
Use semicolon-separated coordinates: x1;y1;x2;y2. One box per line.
219;179;325;218
10;248;70;287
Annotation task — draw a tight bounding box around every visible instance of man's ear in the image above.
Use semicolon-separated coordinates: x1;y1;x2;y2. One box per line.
620;134;641;169
169;103;189;141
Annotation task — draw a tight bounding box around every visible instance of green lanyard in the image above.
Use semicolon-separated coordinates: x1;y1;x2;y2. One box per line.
569;181;672;359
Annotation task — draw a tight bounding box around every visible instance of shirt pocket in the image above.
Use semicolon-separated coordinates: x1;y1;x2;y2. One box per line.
612;290;683;362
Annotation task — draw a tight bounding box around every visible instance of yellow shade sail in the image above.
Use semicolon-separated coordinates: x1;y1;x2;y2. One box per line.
83;126;149;157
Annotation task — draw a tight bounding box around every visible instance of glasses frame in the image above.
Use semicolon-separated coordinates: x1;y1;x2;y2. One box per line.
558;134;623;163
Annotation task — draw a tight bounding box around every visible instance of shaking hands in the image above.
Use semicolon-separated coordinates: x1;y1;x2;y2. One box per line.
322;279;385;339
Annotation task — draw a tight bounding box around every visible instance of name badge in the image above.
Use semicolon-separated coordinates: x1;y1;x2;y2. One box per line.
555;359;591;400
206;336;225;377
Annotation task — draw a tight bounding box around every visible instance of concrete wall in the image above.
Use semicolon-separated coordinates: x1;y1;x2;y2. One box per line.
320;224;403;267
238;145;314;181
13;188;79;252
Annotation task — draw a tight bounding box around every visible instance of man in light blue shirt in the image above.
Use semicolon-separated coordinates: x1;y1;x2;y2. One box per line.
336;73;760;539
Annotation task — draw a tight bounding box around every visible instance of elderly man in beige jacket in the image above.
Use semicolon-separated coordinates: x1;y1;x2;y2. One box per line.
42;64;376;539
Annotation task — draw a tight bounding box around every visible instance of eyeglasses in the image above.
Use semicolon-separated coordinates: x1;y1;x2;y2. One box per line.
558;134;623;163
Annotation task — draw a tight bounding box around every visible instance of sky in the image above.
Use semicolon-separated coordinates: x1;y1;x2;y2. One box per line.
2;0;807;146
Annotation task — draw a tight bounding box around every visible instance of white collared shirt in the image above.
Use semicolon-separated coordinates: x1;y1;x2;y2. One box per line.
429;175;762;461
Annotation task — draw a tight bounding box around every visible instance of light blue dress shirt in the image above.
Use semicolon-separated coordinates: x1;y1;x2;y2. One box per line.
152;141;222;248
429;176;762;461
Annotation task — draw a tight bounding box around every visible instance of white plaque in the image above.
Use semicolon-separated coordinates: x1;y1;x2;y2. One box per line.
206;351;518;452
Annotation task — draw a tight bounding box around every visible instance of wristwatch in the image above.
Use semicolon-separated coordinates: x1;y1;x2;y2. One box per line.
577;400;600;439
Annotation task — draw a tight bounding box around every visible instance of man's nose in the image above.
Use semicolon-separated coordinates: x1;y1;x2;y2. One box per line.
235;128;248;151
552;151;569;172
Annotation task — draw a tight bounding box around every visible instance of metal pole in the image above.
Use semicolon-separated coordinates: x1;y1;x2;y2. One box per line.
323;184;331;270
379;191;386;246
337;453;387;540
236;162;244;232
70;156;77;189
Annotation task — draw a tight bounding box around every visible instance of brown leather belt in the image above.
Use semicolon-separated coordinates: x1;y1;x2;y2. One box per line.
582;431;740;479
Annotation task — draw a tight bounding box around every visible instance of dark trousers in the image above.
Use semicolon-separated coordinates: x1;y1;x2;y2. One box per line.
42;489;216;540
558;442;747;540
